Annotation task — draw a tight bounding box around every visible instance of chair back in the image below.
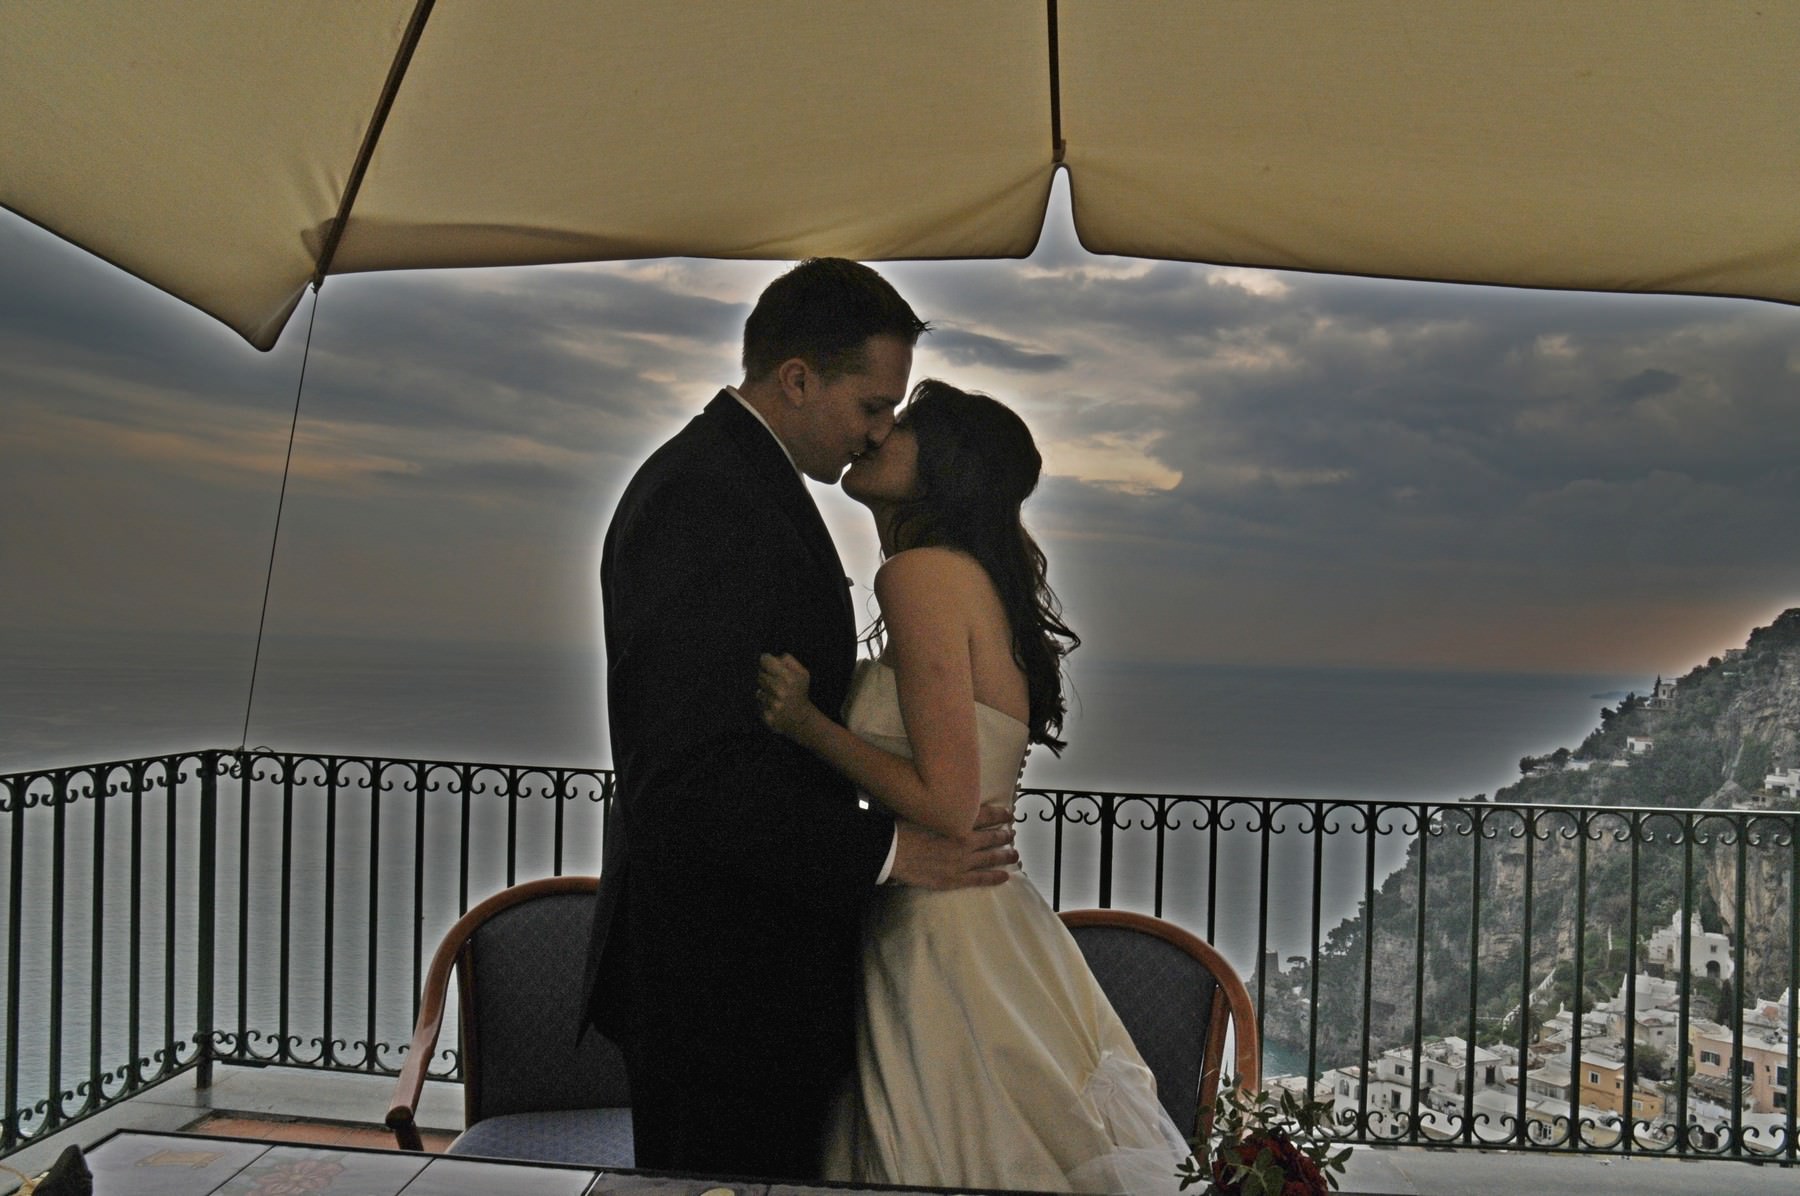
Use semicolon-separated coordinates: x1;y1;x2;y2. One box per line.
456;879;631;1123
1061;909;1261;1141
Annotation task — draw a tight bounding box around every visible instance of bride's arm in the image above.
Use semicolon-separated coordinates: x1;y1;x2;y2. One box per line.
759;551;983;838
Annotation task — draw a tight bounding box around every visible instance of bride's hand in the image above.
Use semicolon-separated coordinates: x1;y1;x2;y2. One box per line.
757;652;817;737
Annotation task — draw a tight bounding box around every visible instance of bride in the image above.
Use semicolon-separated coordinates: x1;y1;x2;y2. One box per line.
757;380;1193;1192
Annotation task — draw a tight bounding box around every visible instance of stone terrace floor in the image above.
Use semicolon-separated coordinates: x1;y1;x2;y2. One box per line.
3;1067;1794;1195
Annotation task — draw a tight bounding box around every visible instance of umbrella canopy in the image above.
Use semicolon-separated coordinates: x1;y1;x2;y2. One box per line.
4;0;1797;351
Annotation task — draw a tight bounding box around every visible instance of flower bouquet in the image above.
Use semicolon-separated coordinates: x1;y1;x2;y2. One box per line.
1176;1082;1350;1195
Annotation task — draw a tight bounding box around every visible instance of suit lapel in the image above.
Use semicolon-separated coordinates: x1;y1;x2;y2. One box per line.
704;392;855;627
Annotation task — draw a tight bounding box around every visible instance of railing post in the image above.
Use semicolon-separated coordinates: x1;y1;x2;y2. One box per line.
4;776;24;1154
1096;791;1115;908
1621;812;1641;1155
195;750;219;1089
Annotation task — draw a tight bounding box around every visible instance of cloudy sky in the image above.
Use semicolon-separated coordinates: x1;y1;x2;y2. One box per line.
5;177;1798;707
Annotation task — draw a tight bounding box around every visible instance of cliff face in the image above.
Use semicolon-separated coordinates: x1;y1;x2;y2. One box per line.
1647;614;1799;1002
1717;618;1800;792
1704;826;1794;1002
1264;609;1800;1072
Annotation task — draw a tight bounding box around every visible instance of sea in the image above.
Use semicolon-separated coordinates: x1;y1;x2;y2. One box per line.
1;628;1644;801
0;629;1648;1093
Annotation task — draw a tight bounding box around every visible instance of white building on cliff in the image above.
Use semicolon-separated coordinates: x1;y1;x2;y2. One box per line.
1645;912;1734;982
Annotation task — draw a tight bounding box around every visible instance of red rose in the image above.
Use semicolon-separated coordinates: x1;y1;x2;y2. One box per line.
1210;1130;1328;1196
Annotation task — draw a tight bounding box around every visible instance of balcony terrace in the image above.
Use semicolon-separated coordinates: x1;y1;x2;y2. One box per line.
3;749;1796;1193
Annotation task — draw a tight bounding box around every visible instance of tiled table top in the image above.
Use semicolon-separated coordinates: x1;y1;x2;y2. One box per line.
78;1131;1060;1196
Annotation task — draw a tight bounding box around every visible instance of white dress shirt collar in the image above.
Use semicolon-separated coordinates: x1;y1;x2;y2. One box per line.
726;386;800;478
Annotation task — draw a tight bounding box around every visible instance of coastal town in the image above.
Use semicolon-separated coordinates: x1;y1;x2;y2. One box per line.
1263;634;1800;1155
1288;914;1794;1153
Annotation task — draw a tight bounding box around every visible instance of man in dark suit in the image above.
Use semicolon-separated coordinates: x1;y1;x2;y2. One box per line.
584;259;1017;1180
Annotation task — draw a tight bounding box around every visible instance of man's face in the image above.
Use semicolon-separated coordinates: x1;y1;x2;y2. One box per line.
787;335;912;483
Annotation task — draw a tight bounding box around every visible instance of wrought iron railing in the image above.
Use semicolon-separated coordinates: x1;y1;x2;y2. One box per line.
2;750;1796;1166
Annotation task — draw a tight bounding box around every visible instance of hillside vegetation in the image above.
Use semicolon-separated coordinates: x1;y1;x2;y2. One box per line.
1263;609;1800;1072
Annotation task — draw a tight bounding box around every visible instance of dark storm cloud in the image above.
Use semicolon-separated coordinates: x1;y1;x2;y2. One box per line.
2;216;742;436
908;243;1800;579
1;217;756;645
1613;368;1682;401
927;327;1070;374
1049;392;1159;438
0;221;309;432
295;266;741;439
0;220;268;374
888;193;1800;671
8;185;1798;672
1;214;755;526
1165;287;1797;491
897;257;1273;352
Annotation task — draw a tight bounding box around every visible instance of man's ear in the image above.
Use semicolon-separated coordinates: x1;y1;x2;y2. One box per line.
776;357;810;407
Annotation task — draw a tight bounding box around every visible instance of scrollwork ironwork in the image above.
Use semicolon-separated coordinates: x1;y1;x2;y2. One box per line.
5;748;1798;1165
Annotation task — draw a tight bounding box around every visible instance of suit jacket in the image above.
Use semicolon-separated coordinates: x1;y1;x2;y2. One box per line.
582;391;895;1102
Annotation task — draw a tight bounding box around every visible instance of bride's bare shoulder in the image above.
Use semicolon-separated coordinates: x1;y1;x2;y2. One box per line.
874;546;982;591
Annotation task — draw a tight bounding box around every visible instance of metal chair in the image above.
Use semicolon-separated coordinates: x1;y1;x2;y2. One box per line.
387;875;633;1166
1060;908;1262;1143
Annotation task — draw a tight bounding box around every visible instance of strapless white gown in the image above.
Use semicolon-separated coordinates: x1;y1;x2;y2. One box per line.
820;660;1193;1193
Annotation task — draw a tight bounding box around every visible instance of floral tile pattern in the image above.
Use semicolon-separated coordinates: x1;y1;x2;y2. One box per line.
84;1132;272;1196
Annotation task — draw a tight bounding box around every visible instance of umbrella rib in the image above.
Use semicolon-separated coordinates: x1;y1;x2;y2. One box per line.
312;0;439;288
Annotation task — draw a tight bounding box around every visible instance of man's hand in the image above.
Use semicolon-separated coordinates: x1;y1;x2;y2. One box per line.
887;803;1019;889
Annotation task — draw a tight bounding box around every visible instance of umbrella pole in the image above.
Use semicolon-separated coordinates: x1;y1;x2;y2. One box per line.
238;285;321;752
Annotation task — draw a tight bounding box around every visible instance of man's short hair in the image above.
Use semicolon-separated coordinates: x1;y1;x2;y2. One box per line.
742;258;930;382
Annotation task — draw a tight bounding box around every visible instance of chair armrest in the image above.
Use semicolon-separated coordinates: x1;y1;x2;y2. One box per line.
385;1107;426;1153
1230;1006;1262;1096
386;937;464;1150
386;876;602;1151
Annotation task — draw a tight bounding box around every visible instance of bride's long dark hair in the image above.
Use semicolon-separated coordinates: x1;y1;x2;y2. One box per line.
877;379;1080;753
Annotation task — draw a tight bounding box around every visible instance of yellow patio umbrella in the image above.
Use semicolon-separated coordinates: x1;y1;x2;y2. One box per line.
3;0;1796;351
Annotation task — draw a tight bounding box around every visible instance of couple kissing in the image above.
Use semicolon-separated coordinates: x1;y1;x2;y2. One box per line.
583;258;1189;1192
